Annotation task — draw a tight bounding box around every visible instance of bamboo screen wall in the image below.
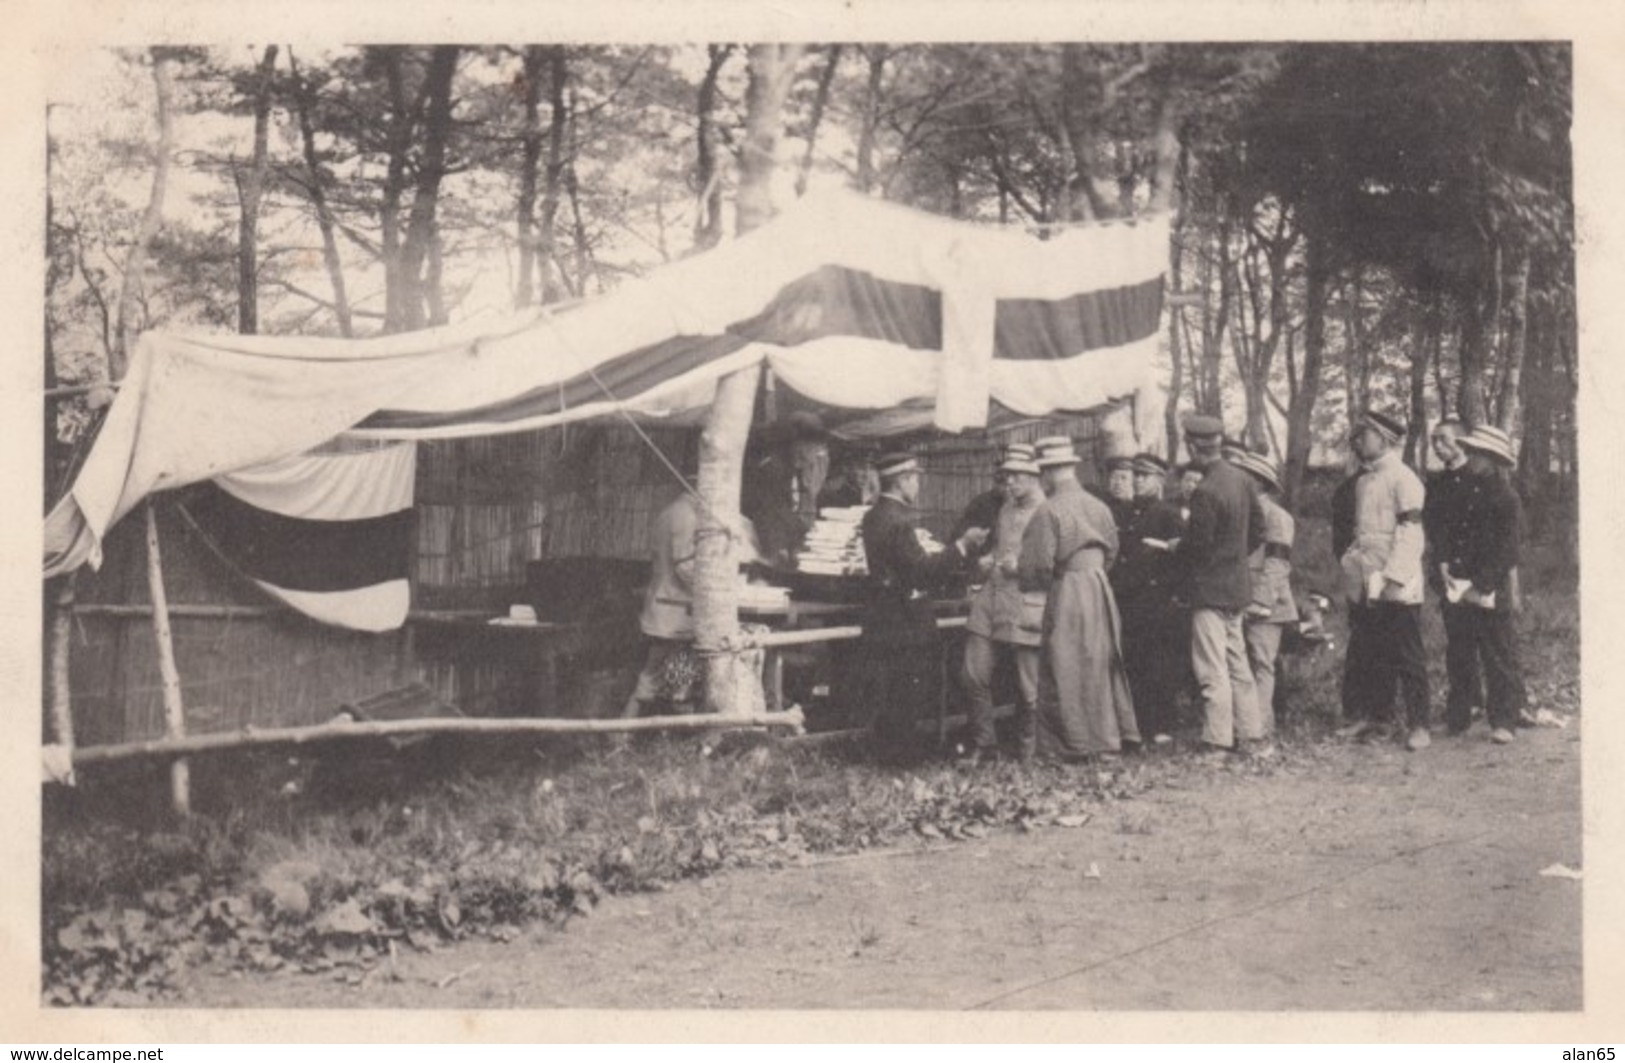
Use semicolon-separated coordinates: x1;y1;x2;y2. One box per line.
64;411;1110;744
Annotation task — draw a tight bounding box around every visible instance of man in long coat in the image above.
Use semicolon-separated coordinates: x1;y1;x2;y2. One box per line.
1017;436;1138;758
859;452;988;759
960;444;1047;763
1436;425;1527;744
1175;415;1266;755
1335;409;1431;750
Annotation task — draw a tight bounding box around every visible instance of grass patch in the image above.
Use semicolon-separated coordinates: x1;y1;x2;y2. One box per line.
42;536;1578;1005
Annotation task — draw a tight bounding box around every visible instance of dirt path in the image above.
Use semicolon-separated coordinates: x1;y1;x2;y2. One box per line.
175;722;1583;1011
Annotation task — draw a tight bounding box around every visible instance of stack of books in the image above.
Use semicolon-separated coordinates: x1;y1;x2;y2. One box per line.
796;505;870;576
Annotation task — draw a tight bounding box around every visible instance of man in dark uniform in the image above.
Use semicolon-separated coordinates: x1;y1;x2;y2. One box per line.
1114;453;1187;744
1437;425;1527;744
859;452;989;760
1423;419;1480;730
1175;415;1266;757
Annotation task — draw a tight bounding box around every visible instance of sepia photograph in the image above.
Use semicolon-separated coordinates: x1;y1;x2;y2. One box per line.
8;0;1623;1045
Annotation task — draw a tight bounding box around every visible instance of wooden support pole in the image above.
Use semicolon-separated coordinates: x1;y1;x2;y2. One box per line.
70;706;807;767
47;575;77;749
144;502;190;816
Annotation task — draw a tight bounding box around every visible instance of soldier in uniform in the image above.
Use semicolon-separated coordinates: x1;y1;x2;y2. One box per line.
1335;410;1431;750
1422;419;1480;730
1235;451;1298;736
858;452;989;760
1113;453;1186;744
1017;437;1139;758
1437;425;1527;744
960;444;1046;764
1175;414;1266;757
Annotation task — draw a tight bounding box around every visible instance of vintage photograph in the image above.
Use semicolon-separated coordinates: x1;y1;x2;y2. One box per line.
30;30;1585;1024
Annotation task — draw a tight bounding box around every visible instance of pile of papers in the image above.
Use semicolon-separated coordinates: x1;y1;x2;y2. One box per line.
738;581;791;610
796;505;870;576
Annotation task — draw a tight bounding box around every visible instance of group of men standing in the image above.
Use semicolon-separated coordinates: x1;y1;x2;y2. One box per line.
855;406;1529;765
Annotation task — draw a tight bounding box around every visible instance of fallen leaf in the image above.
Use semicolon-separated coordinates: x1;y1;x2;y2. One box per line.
1538;863;1582;880
1056;814;1091;828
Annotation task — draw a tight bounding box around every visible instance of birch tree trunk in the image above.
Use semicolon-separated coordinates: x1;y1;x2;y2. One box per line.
113;48;176;380
695;43;800;716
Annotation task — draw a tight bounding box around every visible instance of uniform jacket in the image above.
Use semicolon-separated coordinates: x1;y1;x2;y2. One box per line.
1339;449;1426;605
639;493;760;639
1248;493;1299;624
1442;469;1522;601
861;494;969;646
966;492;1045;646
1423;464;1474;593
1176;459;1264;610
1112;496;1184;608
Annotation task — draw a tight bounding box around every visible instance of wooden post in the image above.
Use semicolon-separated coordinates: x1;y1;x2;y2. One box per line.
46;575;77;748
143;502;190;816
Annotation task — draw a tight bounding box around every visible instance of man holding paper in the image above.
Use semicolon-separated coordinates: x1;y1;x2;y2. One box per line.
1335;410;1431;750
1435;425;1527;744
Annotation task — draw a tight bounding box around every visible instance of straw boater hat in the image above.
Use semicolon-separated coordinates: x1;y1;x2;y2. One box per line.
875;452;921;479
1236;451;1281;492
1357;409;1407;445
1457;424;1516;466
998;445;1041;476
1133;452;1170;478
1034;436;1081;467
1221;437;1250;463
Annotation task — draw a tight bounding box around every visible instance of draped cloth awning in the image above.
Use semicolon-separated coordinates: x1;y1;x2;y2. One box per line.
45;190;1169;628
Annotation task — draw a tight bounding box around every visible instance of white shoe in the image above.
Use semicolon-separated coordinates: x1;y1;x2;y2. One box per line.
1490;728;1515;745
1406;727;1431;751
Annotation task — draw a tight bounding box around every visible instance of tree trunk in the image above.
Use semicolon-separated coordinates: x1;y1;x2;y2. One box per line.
114;47;176;380
398;45;459;331
289;49;354;337
1340;268;1366;433
855;46;888;194
1283;230;1330;507
1405;296;1436;468
514;46;546;309
693;44;732;250
694;43;800;717
1165;229;1187;459
795;45;842;197
235;45;278;335
378;48;412;334
1496;247;1532;434
46;575;77;750
539;48;569;304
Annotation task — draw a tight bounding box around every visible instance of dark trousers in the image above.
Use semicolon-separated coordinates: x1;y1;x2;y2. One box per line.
1441;602;1526;731
1121;605;1184;738
859;600;941;758
1341;602;1430;729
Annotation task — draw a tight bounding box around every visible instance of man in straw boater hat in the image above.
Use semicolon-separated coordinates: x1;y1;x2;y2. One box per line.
1432;423;1527;744
1016;436;1139;758
958;443;1048;764
858;451;989;761
1234;450;1298;738
1422;418;1483;731
1174;414;1267;759
1111;452;1188;745
1334;408;1432;750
